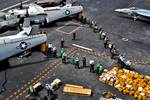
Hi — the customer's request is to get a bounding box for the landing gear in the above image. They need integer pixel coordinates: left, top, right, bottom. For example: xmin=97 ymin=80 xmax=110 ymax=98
xmin=40 ymin=19 xmax=47 ymax=27
xmin=133 ymin=16 xmax=137 ymax=21
xmin=19 ymin=51 xmax=32 ymax=58
xmin=40 ymin=22 xmax=44 ymax=27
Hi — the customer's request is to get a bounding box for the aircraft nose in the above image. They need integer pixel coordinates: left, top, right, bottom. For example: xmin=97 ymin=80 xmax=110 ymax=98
xmin=114 ymin=9 xmax=122 ymax=12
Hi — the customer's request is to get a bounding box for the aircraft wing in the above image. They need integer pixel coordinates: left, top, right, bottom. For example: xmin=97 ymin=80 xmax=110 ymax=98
xmin=22 ymin=18 xmax=32 ymax=35
xmin=22 ymin=26 xmax=32 ymax=35
xmin=136 ymin=10 xmax=150 ymax=18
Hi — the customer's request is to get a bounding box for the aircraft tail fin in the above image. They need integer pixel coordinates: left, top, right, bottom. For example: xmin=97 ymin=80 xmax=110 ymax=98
xmin=18 ymin=18 xmax=32 ymax=35
xmin=17 ymin=26 xmax=32 ymax=36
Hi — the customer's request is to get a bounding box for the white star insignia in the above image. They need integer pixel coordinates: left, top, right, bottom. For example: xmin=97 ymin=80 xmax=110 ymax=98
xmin=20 ymin=42 xmax=27 ymax=49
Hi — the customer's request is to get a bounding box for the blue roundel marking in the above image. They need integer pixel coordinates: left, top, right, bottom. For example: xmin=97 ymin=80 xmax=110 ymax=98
xmin=20 ymin=42 xmax=28 ymax=50
xmin=65 ymin=10 xmax=70 ymax=15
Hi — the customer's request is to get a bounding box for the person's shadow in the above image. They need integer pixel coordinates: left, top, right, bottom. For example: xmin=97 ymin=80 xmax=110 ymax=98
xmin=49 ymin=94 xmax=58 ymax=100
xmin=0 ymin=69 xmax=8 ymax=94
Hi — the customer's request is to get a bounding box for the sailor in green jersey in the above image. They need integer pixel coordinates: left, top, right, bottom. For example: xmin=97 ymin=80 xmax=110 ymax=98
xmin=101 ymin=31 xmax=107 ymax=40
xmin=91 ymin=21 xmax=98 ymax=30
xmin=104 ymin=38 xmax=110 ymax=49
xmin=62 ymin=52 xmax=67 ymax=64
xmin=96 ymin=62 xmax=101 ymax=75
xmin=27 ymin=85 xmax=34 ymax=94
xmin=60 ymin=48 xmax=65 ymax=57
xmin=98 ymin=65 xmax=104 ymax=76
xmin=74 ymin=56 xmax=80 ymax=69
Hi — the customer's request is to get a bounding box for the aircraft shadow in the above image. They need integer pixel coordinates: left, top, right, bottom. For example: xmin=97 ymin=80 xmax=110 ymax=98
xmin=0 ymin=26 xmax=18 ymax=34
xmin=118 ymin=16 xmax=150 ymax=24
xmin=0 ymin=58 xmax=50 ymax=72
xmin=43 ymin=17 xmax=78 ymax=28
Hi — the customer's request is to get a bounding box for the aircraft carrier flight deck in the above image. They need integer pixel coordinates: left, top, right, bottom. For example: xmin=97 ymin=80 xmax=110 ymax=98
xmin=0 ymin=0 xmax=150 ymax=100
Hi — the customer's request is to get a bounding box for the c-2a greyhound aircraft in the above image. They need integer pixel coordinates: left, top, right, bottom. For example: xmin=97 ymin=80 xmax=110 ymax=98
xmin=0 ymin=24 xmax=47 ymax=63
xmin=6 ymin=3 xmax=83 ymax=26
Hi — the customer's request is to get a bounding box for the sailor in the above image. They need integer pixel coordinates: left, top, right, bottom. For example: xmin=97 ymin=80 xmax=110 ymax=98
xmin=104 ymin=38 xmax=110 ymax=49
xmin=125 ymin=60 xmax=132 ymax=69
xmin=110 ymin=48 xmax=119 ymax=59
xmin=94 ymin=26 xmax=102 ymax=33
xmin=72 ymin=32 xmax=76 ymax=40
xmin=117 ymin=54 xmax=125 ymax=68
xmin=74 ymin=56 xmax=80 ymax=69
xmin=80 ymin=15 xmax=84 ymax=22
xmin=99 ymin=27 xmax=102 ymax=32
xmin=71 ymin=55 xmax=75 ymax=64
xmin=48 ymin=43 xmax=53 ymax=54
xmin=109 ymin=44 xmax=114 ymax=52
xmin=104 ymin=36 xmax=108 ymax=41
xmin=82 ymin=57 xmax=86 ymax=67
xmin=95 ymin=62 xmax=101 ymax=75
xmin=62 ymin=52 xmax=67 ymax=64
xmin=100 ymin=31 xmax=107 ymax=40
xmin=52 ymin=47 xmax=57 ymax=57
xmin=60 ymin=48 xmax=65 ymax=58
xmin=27 ymin=85 xmax=33 ymax=94
xmin=107 ymin=41 xmax=113 ymax=51
xmin=98 ymin=30 xmax=103 ymax=40
xmin=61 ymin=38 xmax=64 ymax=48
xmin=98 ymin=65 xmax=104 ymax=76
xmin=97 ymin=27 xmax=102 ymax=33
xmin=27 ymin=85 xmax=36 ymax=96
xmin=89 ymin=60 xmax=95 ymax=72
xmin=91 ymin=21 xmax=97 ymax=30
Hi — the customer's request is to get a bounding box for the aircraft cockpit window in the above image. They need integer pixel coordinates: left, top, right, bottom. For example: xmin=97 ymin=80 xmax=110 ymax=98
xmin=11 ymin=13 xmax=14 ymax=15
xmin=24 ymin=32 xmax=28 ymax=36
xmin=130 ymin=7 xmax=137 ymax=10
xmin=3 ymin=16 xmax=6 ymax=20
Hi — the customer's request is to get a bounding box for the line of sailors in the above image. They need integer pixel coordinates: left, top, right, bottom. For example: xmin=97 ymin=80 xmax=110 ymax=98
xmin=47 ymin=15 xmax=132 ymax=70
xmin=90 ymin=20 xmax=132 ymax=69
xmin=60 ymin=48 xmax=104 ymax=76
xmin=79 ymin=16 xmax=132 ymax=69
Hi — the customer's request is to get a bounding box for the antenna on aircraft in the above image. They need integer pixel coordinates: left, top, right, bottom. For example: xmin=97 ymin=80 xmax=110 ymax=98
xmin=25 ymin=9 xmax=29 ymax=17
xmin=20 ymin=0 xmax=23 ymax=9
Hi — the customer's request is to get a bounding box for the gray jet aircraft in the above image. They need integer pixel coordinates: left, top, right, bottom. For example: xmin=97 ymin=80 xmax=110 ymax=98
xmin=115 ymin=7 xmax=150 ymax=21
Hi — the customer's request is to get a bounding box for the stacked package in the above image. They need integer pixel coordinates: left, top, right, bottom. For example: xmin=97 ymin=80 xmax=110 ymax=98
xmin=99 ymin=67 xmax=150 ymax=100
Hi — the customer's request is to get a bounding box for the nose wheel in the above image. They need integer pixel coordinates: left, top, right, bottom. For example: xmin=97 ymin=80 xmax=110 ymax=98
xmin=133 ymin=16 xmax=137 ymax=21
